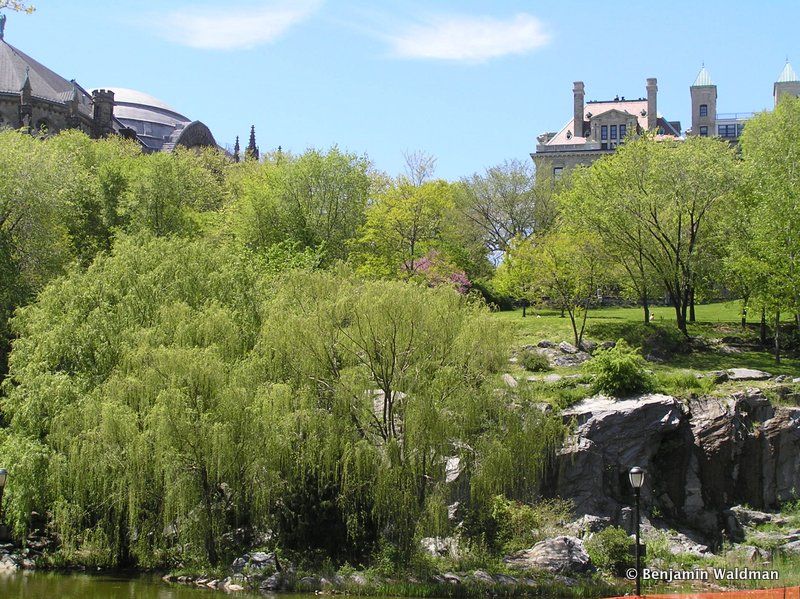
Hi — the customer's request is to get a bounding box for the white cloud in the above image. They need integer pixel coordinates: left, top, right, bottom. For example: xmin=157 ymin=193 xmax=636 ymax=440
xmin=387 ymin=13 xmax=551 ymax=62
xmin=157 ymin=1 xmax=321 ymax=50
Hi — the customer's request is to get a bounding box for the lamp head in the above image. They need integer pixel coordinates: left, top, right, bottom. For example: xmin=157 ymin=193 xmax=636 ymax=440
xmin=629 ymin=466 xmax=645 ymax=489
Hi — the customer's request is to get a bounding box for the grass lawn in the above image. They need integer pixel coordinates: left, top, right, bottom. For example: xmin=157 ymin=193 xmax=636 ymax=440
xmin=492 ymin=300 xmax=800 ymax=376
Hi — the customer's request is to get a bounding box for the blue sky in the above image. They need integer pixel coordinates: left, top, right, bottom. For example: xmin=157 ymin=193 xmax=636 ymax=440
xmin=4 ymin=1 xmax=799 ymax=179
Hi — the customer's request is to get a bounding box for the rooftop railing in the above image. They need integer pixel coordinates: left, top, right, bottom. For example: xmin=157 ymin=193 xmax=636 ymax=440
xmin=716 ymin=112 xmax=755 ymax=121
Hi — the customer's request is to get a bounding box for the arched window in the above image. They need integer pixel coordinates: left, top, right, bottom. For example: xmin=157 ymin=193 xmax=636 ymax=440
xmin=699 ymin=104 xmax=708 ymax=117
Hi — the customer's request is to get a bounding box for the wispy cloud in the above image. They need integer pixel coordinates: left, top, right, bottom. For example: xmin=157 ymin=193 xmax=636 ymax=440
xmin=155 ymin=1 xmax=322 ymax=50
xmin=386 ymin=13 xmax=551 ymax=63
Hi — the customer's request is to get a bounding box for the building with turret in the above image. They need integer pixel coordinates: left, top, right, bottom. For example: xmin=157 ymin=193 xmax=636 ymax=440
xmin=533 ymin=61 xmax=800 ymax=177
xmin=0 ymin=15 xmax=218 ymax=152
xmin=687 ymin=61 xmax=800 ymax=141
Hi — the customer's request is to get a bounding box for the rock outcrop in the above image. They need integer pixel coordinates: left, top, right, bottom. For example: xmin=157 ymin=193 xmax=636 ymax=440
xmin=551 ymin=388 xmax=800 ymax=542
xmin=504 ymin=536 xmax=594 ymax=575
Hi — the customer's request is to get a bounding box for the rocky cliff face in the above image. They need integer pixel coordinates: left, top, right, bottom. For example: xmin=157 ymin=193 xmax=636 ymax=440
xmin=550 ymin=389 xmax=800 ymax=542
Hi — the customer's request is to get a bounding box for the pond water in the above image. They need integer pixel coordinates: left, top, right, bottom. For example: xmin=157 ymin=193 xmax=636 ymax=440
xmin=0 ymin=571 xmax=291 ymax=598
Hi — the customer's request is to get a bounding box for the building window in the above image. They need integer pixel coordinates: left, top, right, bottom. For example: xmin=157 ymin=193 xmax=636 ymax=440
xmin=619 ymin=124 xmax=627 ymax=139
xmin=717 ymin=124 xmax=742 ymax=138
xmin=610 ymin=125 xmax=617 ymax=139
xmin=699 ymin=126 xmax=708 ymax=137
xmin=699 ymin=104 xmax=708 ymax=117
xmin=553 ymin=167 xmax=563 ymax=179
xmin=601 ymin=125 xmax=608 ymax=140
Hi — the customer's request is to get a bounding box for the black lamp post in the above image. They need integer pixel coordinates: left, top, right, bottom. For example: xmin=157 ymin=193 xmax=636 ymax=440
xmin=629 ymin=466 xmax=645 ymax=596
xmin=0 ymin=468 xmax=7 ymax=526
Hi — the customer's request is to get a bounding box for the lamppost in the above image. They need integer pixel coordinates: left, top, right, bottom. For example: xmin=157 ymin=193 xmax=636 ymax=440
xmin=629 ymin=466 xmax=645 ymax=596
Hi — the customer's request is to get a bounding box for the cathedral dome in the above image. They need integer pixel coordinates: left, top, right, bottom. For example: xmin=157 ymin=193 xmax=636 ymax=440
xmin=92 ymin=86 xmax=193 ymax=151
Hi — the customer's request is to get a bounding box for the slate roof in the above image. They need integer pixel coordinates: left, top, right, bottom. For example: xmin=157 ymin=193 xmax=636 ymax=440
xmin=0 ymin=37 xmax=92 ymax=116
xmin=543 ymin=99 xmax=649 ymax=146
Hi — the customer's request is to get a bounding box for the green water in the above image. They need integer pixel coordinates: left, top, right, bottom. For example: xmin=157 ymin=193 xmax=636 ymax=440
xmin=0 ymin=571 xmax=284 ymax=598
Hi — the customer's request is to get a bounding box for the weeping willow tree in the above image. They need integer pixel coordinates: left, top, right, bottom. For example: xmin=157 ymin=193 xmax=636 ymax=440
xmin=1 ymin=235 xmax=563 ymax=568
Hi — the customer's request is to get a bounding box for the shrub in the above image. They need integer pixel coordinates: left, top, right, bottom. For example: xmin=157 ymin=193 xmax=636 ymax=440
xmin=585 ymin=526 xmax=632 ymax=575
xmin=586 ymin=340 xmax=654 ymax=396
xmin=588 ymin=322 xmax=689 ymax=359
xmin=461 ymin=496 xmax=573 ymax=555
xmin=655 ymin=371 xmax=715 ymax=397
xmin=519 ymin=349 xmax=552 ymax=372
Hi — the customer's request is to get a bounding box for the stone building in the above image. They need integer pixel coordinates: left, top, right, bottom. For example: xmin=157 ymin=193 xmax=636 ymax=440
xmin=533 ymin=61 xmax=800 ymax=177
xmin=687 ymin=61 xmax=800 ymax=141
xmin=532 ymin=77 xmax=681 ymax=177
xmin=0 ymin=16 xmax=217 ymax=151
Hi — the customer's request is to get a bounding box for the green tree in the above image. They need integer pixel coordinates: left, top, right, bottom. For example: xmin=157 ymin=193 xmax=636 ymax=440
xmin=228 ymin=147 xmax=372 ymax=263
xmin=736 ymin=95 xmax=800 ymax=361
xmin=496 ymin=228 xmax=610 ymax=348
xmin=457 ymin=159 xmax=556 ymax=256
xmin=1 ymin=236 xmax=562 ymax=568
xmin=353 ymin=179 xmax=457 ymax=278
xmin=560 ymin=134 xmax=737 ymax=334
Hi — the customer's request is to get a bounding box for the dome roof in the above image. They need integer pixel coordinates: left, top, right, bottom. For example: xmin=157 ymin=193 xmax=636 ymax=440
xmin=102 ymin=87 xmax=181 ymax=113
xmin=92 ymin=86 xmax=191 ymax=127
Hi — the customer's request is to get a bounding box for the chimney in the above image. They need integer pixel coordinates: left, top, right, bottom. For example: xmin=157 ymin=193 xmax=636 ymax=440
xmin=646 ymin=78 xmax=658 ymax=130
xmin=573 ymin=81 xmax=585 ymax=138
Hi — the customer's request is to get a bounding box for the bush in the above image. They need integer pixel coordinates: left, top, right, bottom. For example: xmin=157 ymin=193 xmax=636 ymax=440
xmin=585 ymin=526 xmax=632 ymax=575
xmin=586 ymin=340 xmax=654 ymax=396
xmin=654 ymin=371 xmax=715 ymax=397
xmin=519 ymin=349 xmax=552 ymax=372
xmin=588 ymin=322 xmax=689 ymax=360
xmin=461 ymin=496 xmax=573 ymax=555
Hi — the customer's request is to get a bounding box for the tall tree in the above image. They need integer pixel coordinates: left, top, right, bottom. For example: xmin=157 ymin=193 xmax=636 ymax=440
xmin=495 ymin=228 xmax=610 ymax=348
xmin=735 ymin=95 xmax=800 ymax=361
xmin=352 ymin=179 xmax=456 ymax=278
xmin=457 ymin=159 xmax=556 ymax=258
xmin=229 ymin=147 xmax=372 ymax=263
xmin=560 ymin=134 xmax=737 ymax=334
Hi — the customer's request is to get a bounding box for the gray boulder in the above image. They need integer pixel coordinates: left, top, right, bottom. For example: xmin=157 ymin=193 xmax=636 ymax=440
xmin=470 ymin=570 xmax=495 ymax=585
xmin=728 ymin=505 xmax=787 ymax=527
xmin=260 ymin=573 xmax=283 ymax=591
xmin=553 ymin=351 xmax=591 ymax=367
xmin=565 ymin=514 xmax=612 ymax=538
xmin=503 ymin=536 xmax=594 ymax=575
xmin=727 ymin=368 xmax=771 ymax=381
xmin=419 ymin=536 xmax=460 ymax=558
xmin=559 ymin=341 xmax=579 ymax=354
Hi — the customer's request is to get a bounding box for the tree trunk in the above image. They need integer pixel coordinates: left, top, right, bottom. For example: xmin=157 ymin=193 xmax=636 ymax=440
xmin=689 ymin=287 xmax=696 ymax=322
xmin=760 ymin=308 xmax=767 ymax=345
xmin=568 ymin=309 xmax=579 ymax=348
xmin=774 ymin=311 xmax=781 ymax=364
xmin=200 ymin=466 xmax=219 ymax=566
xmin=741 ymin=294 xmax=750 ymax=330
xmin=642 ymin=290 xmax=650 ymax=324
xmin=522 ymin=301 xmax=527 ymax=318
